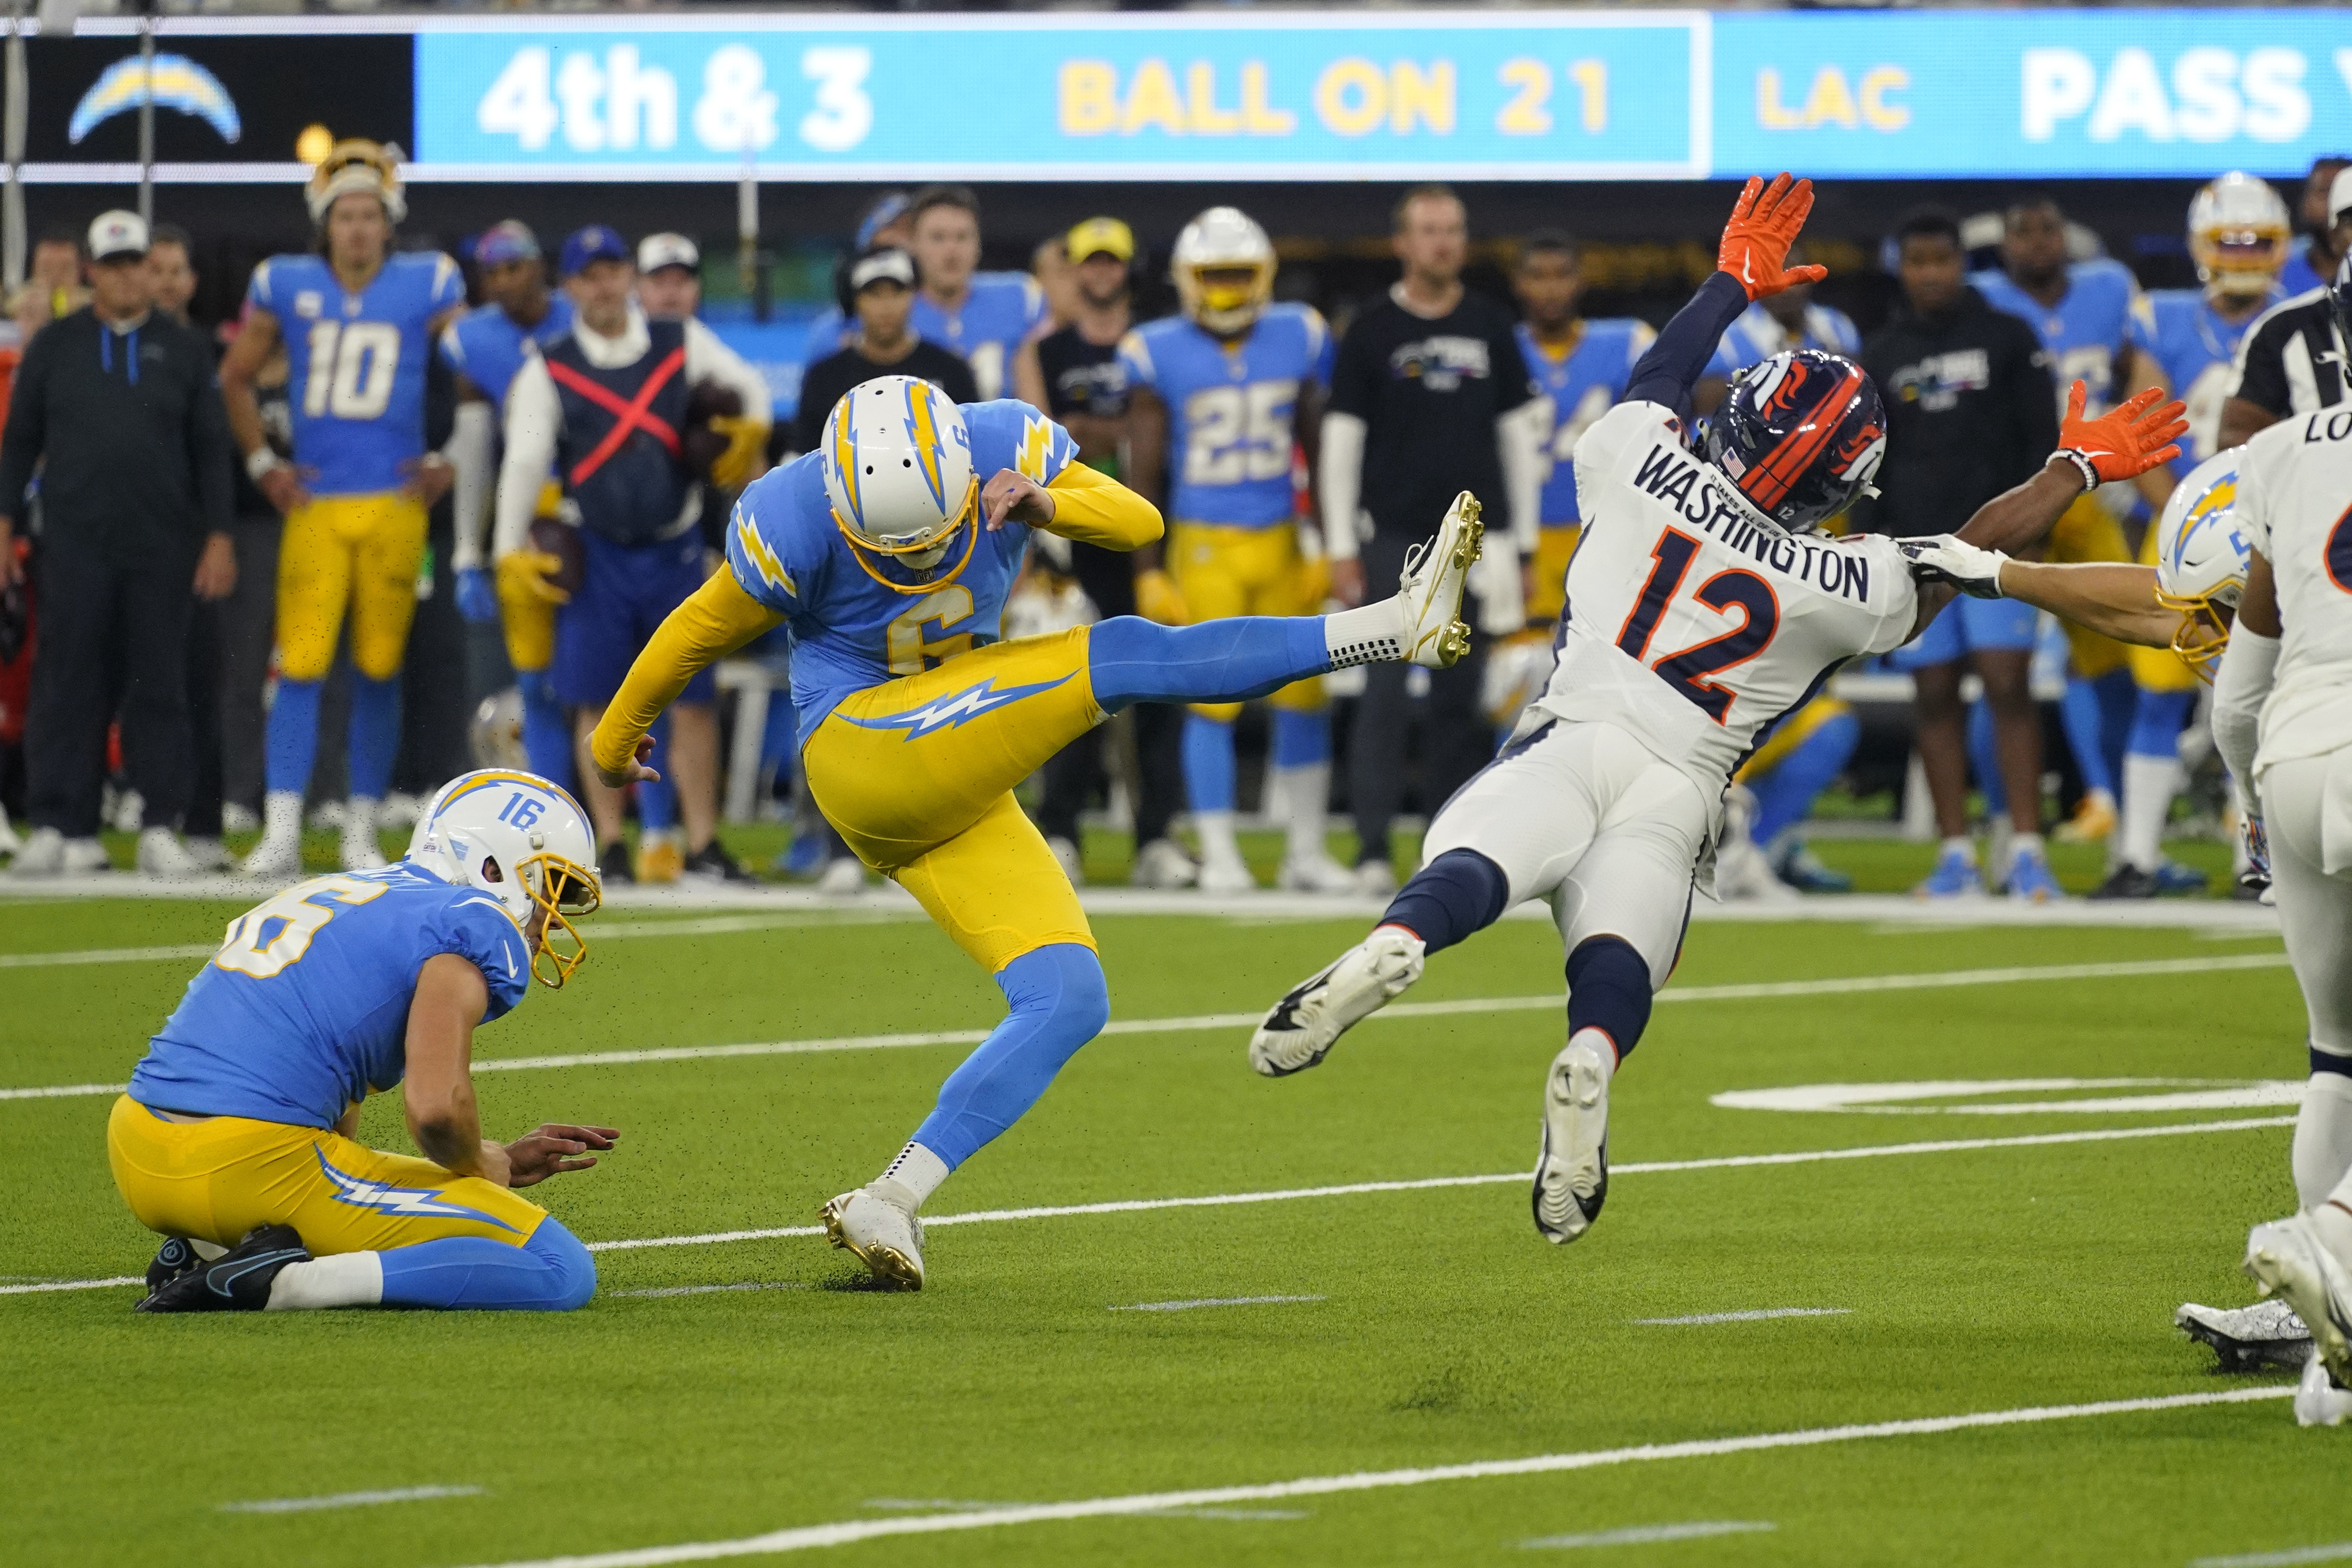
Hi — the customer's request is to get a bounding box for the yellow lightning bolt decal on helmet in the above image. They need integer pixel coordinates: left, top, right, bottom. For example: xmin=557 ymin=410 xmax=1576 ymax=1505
xmin=905 ymin=380 xmax=948 ymax=510
xmin=830 ymin=398 xmax=864 ymax=531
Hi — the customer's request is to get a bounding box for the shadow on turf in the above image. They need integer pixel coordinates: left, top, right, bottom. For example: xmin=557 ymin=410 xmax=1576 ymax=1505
xmin=818 ymin=1263 xmax=906 ymax=1293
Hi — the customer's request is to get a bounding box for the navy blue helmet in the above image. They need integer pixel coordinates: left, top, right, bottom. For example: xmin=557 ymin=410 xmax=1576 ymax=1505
xmin=1703 ymin=348 xmax=1888 ymax=532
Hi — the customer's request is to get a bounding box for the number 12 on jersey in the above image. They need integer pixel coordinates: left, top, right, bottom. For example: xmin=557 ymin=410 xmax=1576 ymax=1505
xmin=1614 ymin=527 xmax=1781 ymax=722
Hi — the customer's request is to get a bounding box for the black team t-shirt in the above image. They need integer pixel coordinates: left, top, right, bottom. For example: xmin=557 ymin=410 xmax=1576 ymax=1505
xmin=1327 ymin=290 xmax=1537 ymax=538
xmin=795 ymin=339 xmax=980 ymax=453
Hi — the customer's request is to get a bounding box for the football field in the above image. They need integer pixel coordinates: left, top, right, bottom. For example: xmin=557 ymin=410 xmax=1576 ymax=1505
xmin=4 ymin=887 xmax=2341 ymax=1566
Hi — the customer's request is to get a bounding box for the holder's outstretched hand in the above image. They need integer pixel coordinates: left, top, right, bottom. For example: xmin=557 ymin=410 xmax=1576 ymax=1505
xmin=1718 ymin=174 xmax=1828 ymax=302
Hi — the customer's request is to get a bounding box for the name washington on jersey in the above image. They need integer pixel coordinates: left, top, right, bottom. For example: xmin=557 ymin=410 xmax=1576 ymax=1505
xmin=1625 ymin=440 xmax=1874 ymax=604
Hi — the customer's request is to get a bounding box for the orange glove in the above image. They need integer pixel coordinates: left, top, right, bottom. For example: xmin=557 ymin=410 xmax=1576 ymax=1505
xmin=2054 ymin=382 xmax=2188 ymax=488
xmin=1717 ymin=173 xmax=1829 ymax=302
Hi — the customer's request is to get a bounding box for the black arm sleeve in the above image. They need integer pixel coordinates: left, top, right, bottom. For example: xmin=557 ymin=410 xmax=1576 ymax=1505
xmin=0 ymin=327 xmax=50 ymax=522
xmin=1624 ymin=271 xmax=1751 ymax=423
xmin=190 ymin=350 xmax=236 ymax=538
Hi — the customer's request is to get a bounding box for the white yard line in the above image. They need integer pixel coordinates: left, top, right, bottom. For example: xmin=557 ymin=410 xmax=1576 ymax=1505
xmin=1523 ymin=1520 xmax=1775 ymax=1549
xmin=0 ymin=952 xmax=2294 ymax=1105
xmin=2191 ymin=1546 xmax=2352 ymax=1568
xmin=1632 ymin=1308 xmax=1851 ymax=1326
xmin=1110 ymin=1295 xmax=1325 ymax=1313
xmin=219 ymin=1485 xmax=484 ymax=1514
xmin=437 ymin=1388 xmax=2292 ymax=1568
xmin=862 ymin=1497 xmax=1305 ymax=1522
xmin=608 ymin=1282 xmax=811 ymax=1300
xmin=9 ymin=1114 xmax=2294 ymax=1296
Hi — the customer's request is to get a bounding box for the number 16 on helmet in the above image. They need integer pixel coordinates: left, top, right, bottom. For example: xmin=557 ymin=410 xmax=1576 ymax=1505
xmin=406 ymin=769 xmax=602 ymax=987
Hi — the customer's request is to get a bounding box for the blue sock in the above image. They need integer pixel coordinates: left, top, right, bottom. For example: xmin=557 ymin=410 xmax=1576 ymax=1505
xmin=376 ymin=1217 xmax=595 ymax=1311
xmin=1747 ymin=711 xmax=1859 ymax=845
xmin=515 ymin=669 xmax=575 ymax=793
xmin=1380 ymin=847 xmax=1509 ymax=956
xmin=347 ymin=674 xmax=403 ymax=801
xmin=1567 ymin=934 xmax=1654 ymax=1063
xmin=912 ymin=944 xmax=1110 ymax=1169
xmin=2060 ymin=675 xmax=2118 ymax=798
xmin=2093 ymin=667 xmax=2134 ymax=788
xmin=1966 ymin=697 xmax=2005 ymax=818
xmin=2127 ymin=685 xmax=2194 ymax=760
xmin=1271 ymin=707 xmax=1331 ymax=767
xmin=638 ymin=713 xmax=677 ymax=832
xmin=265 ymin=677 xmax=323 ymax=796
xmin=1181 ymin=714 xmax=1236 ymax=814
xmin=1089 ymin=615 xmax=1329 ymax=713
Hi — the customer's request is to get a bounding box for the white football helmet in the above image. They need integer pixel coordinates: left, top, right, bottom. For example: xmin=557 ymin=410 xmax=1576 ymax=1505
xmin=305 ymin=138 xmax=407 ymax=225
xmin=1172 ymin=207 xmax=1276 ymax=336
xmin=2153 ymin=449 xmax=2248 ymax=680
xmin=2188 ymin=173 xmax=2290 ymax=299
xmin=820 ymin=375 xmax=977 ymax=570
xmin=406 ymin=769 xmax=601 ymax=988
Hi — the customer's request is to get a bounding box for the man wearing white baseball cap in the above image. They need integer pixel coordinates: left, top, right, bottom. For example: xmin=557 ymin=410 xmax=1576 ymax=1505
xmin=0 ymin=209 xmax=238 ymax=879
xmin=636 ymin=233 xmax=700 ymax=321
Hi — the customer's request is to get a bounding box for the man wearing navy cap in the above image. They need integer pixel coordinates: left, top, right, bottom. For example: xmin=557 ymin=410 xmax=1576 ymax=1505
xmin=495 ymin=226 xmax=771 ymax=884
xmin=440 ymin=220 xmax=578 ymax=792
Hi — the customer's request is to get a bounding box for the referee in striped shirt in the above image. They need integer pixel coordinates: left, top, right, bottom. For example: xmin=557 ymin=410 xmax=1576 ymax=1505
xmin=2222 ymin=167 xmax=2352 ymax=450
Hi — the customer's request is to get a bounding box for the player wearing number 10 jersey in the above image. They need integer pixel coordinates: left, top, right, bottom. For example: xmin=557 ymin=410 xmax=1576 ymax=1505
xmin=1249 ymin=175 xmax=2187 ymax=1251
xmin=222 ymin=141 xmax=467 ymax=881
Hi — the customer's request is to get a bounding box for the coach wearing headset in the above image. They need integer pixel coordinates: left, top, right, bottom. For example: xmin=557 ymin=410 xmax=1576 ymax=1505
xmin=794 ymin=245 xmax=979 ymax=455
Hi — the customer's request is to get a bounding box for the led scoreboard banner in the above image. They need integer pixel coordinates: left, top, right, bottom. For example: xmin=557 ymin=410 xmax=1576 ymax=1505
xmin=14 ymin=9 xmax=2352 ymax=184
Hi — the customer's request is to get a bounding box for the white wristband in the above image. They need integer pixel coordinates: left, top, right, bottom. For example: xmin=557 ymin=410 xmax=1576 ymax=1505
xmin=245 ymin=447 xmax=287 ymax=485
xmin=2051 ymin=449 xmax=2101 ymax=492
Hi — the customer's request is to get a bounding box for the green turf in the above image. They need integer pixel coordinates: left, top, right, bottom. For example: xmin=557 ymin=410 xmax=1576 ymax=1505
xmin=2 ymin=897 xmax=2334 ymax=1566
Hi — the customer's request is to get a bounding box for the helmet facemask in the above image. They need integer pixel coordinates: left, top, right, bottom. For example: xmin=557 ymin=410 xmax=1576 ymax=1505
xmin=1180 ymin=261 xmax=1275 ymax=336
xmin=513 ymin=849 xmax=601 ymax=989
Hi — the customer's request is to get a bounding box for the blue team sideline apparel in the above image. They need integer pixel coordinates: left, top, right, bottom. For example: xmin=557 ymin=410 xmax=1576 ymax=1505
xmin=1971 ymin=258 xmax=2139 ymax=413
xmin=725 ymin=399 xmax=1079 ymax=745
xmin=130 ymin=864 xmax=531 ymax=1129
xmin=1116 ymin=302 xmax=1332 ymax=526
xmin=1518 ymin=318 xmax=1652 ymax=526
xmin=1705 ymin=300 xmax=1861 ymax=380
xmin=557 ymin=530 xmax=717 ymax=709
xmin=2128 ymin=284 xmax=2287 ymax=469
xmin=247 ymin=251 xmax=465 ymax=496
xmin=438 ymin=294 xmax=576 ymax=410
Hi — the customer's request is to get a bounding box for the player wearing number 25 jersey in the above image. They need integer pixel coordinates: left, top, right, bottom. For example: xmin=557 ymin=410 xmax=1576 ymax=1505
xmin=110 ymin=769 xmax=612 ymax=1314
xmin=1250 ymin=174 xmax=2187 ymax=1255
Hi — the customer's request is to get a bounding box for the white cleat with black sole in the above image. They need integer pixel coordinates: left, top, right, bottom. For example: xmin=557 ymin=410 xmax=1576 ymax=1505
xmin=1398 ymin=492 xmax=1483 ymax=669
xmin=2176 ymin=1296 xmax=2313 ymax=1372
xmin=1533 ymin=1038 xmax=1612 ymax=1244
xmin=2244 ymin=1214 xmax=2352 ymax=1389
xmin=1249 ymin=928 xmax=1425 ymax=1077
xmin=821 ymin=1187 xmax=925 ymax=1291
xmin=2299 ymin=1350 xmax=2352 ymax=1427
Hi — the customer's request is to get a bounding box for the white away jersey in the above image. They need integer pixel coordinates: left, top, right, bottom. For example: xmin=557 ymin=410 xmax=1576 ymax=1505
xmin=1531 ymin=402 xmax=1918 ymax=799
xmin=2236 ymin=407 xmax=2352 ymax=778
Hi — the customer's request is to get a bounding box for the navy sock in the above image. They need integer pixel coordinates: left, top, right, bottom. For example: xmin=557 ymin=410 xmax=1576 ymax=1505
xmin=1089 ymin=616 xmax=1329 ymax=713
xmin=913 ymin=944 xmax=1111 ymax=1168
xmin=377 ymin=1218 xmax=596 ymax=1311
xmin=1379 ymin=849 xmax=1509 ymax=956
xmin=1566 ymin=935 xmax=1654 ymax=1064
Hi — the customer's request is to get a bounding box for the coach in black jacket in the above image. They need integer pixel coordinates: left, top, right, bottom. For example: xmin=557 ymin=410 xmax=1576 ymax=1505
xmin=0 ymin=211 xmax=234 ymax=875
xmin=1855 ymin=207 xmax=2058 ymax=891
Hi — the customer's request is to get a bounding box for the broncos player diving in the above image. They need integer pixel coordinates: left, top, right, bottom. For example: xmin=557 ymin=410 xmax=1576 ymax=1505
xmin=115 ymin=770 xmax=614 ymax=1314
xmin=588 ymin=375 xmax=1483 ymax=1289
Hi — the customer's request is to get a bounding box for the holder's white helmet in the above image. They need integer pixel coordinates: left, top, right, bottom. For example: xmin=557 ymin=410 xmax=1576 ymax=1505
xmin=2187 ymin=173 xmax=2290 ymax=298
xmin=305 ymin=138 xmax=407 ymax=225
xmin=1172 ymin=207 xmax=1276 ymax=336
xmin=820 ymin=375 xmax=977 ymax=565
xmin=406 ymin=769 xmax=601 ymax=988
xmin=2152 ymin=449 xmax=2249 ymax=680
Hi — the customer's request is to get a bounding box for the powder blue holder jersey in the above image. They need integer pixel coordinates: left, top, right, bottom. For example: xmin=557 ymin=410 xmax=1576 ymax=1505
xmin=1117 ymin=303 xmax=1332 ymax=527
xmin=129 ymin=864 xmax=532 ymax=1130
xmin=248 ymin=251 xmax=465 ymax=496
xmin=1971 ymin=258 xmax=2139 ymax=415
xmin=726 ymin=398 xmax=1079 ymax=745
xmin=439 ymin=294 xmax=577 ymax=410
xmin=1520 ymin=318 xmax=1653 ymax=526
xmin=804 ymin=273 xmax=1045 ymax=404
xmin=2129 ymin=285 xmax=2287 ymax=471
xmin=1705 ymin=300 xmax=1861 ymax=378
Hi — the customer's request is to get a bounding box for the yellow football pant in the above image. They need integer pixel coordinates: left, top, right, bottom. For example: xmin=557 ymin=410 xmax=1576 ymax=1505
xmin=1737 ymin=695 xmax=1851 ymax=784
xmin=277 ymin=492 xmax=428 ymax=682
xmin=1528 ymin=521 xmax=1580 ymax=625
xmin=2044 ymin=493 xmax=2132 ymax=682
xmin=1167 ymin=522 xmax=1324 ymax=723
xmin=107 ymin=1096 xmax=546 ymax=1254
xmin=805 ymin=629 xmax=1102 ymax=973
xmin=498 ymin=565 xmax=558 ymax=674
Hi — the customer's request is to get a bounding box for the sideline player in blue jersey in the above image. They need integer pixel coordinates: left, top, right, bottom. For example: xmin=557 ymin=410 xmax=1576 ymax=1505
xmin=1695 ymin=240 xmax=1859 ymax=412
xmin=2279 ymin=158 xmax=2351 ymax=298
xmin=440 ymin=220 xmax=578 ymax=796
xmin=113 ymin=770 xmax=612 ymax=1313
xmin=221 ymin=142 xmax=467 ymax=879
xmin=1121 ymin=206 xmax=1346 ymax=895
xmin=587 ymin=375 xmax=1483 ymax=1288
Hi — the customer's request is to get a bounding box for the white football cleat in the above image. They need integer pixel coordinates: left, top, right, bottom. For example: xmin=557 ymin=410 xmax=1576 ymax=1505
xmin=1250 ymin=927 xmax=1425 ymax=1077
xmin=2177 ymin=1296 xmax=2313 ymax=1372
xmin=1277 ymin=851 xmax=1358 ymax=895
xmin=1133 ymin=837 xmax=1198 ymax=890
xmin=2245 ymin=1214 xmax=2352 ymax=1389
xmin=2298 ymin=1350 xmax=2352 ymax=1427
xmin=1533 ymin=1038 xmax=1613 ymax=1244
xmin=1397 ymin=492 xmax=1483 ymax=669
xmin=1197 ymin=854 xmax=1257 ymax=897
xmin=1352 ymin=860 xmax=1399 ymax=899
xmin=7 ymin=825 xmax=64 ymax=876
xmin=815 ymin=856 xmax=867 ymax=895
xmin=340 ymin=805 xmax=386 ymax=872
xmin=238 ymin=831 xmax=304 ymax=882
xmin=821 ymin=1187 xmax=925 ymax=1290
xmin=1047 ymin=835 xmax=1084 ymax=885
xmin=136 ymin=827 xmax=206 ymax=880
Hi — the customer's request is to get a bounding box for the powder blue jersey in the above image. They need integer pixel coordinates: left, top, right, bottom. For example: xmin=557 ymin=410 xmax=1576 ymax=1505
xmin=1705 ymin=300 xmax=1860 ymax=381
xmin=248 ymin=251 xmax=465 ymax=496
xmin=2281 ymin=237 xmax=2329 ymax=299
xmin=1520 ymin=318 xmax=1653 ymax=527
xmin=1972 ymin=258 xmax=2141 ymax=416
xmin=1116 ymin=303 xmax=1331 ymax=528
xmin=438 ymin=294 xmax=576 ymax=410
xmin=129 ymin=864 xmax=532 ymax=1130
xmin=726 ymin=399 xmax=1079 ymax=743
xmin=2128 ymin=285 xmax=2287 ymax=470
